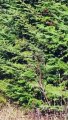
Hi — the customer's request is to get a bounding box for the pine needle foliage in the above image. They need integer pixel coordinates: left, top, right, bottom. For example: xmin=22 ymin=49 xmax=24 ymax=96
xmin=0 ymin=0 xmax=68 ymax=110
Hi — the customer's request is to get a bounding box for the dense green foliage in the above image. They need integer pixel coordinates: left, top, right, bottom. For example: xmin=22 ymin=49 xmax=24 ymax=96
xmin=0 ymin=0 xmax=68 ymax=110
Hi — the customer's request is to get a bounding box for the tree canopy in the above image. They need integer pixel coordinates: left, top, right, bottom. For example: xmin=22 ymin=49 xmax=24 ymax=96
xmin=0 ymin=0 xmax=68 ymax=111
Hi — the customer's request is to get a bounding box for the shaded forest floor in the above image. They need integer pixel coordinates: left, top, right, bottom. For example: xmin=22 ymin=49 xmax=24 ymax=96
xmin=0 ymin=103 xmax=67 ymax=120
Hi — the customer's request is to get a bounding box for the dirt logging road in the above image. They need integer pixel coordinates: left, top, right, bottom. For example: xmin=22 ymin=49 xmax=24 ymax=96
xmin=0 ymin=103 xmax=68 ymax=120
xmin=0 ymin=103 xmax=28 ymax=120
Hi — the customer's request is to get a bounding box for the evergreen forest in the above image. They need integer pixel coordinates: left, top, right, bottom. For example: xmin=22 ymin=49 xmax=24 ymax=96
xmin=0 ymin=0 xmax=68 ymax=114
